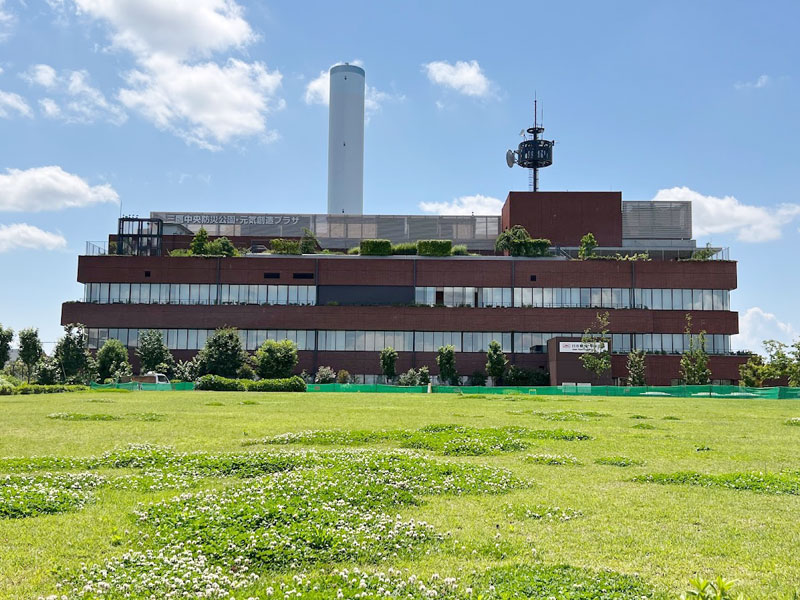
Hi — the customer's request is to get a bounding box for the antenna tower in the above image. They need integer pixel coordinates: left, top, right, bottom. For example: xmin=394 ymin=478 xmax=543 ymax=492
xmin=505 ymin=97 xmax=554 ymax=191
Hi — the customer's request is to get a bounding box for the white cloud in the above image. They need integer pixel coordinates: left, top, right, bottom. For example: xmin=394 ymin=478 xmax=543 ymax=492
xmin=23 ymin=64 xmax=58 ymax=88
xmin=419 ymin=194 xmax=503 ymax=216
xmin=651 ymin=186 xmax=800 ymax=242
xmin=0 ymin=0 xmax=14 ymax=41
xmin=66 ymin=0 xmax=282 ymax=148
xmin=23 ymin=65 xmax=126 ymax=124
xmin=0 ymin=166 xmax=119 ymax=212
xmin=73 ymin=0 xmax=254 ymax=59
xmin=735 ymin=74 xmax=770 ymax=90
xmin=0 ymin=223 xmax=67 ymax=253
xmin=304 ymin=61 xmax=397 ymax=118
xmin=39 ymin=98 xmax=61 ymax=117
xmin=119 ymin=55 xmax=282 ymax=149
xmin=0 ymin=90 xmax=32 ymax=118
xmin=733 ymin=307 xmax=798 ymax=354
xmin=423 ymin=60 xmax=492 ymax=98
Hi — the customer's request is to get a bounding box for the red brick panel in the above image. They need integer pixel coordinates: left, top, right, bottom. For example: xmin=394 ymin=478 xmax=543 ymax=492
xmin=316 ymin=258 xmax=415 ymax=286
xmin=415 ymin=259 xmax=513 ymax=287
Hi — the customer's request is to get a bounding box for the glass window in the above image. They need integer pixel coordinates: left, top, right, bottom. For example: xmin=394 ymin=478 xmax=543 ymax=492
xmin=533 ymin=288 xmax=544 ymax=307
xmin=652 ymin=289 xmax=662 ymax=310
xmin=308 ymin=286 xmax=317 ymax=306
xmin=177 ymin=329 xmax=188 ymax=350
xmin=462 ymin=332 xmax=473 ymax=352
xmin=611 ymin=288 xmax=621 ymax=309
xmin=502 ymin=333 xmax=512 ymax=352
xmin=335 ymin=330 xmax=345 ymax=351
xmin=703 ymin=289 xmax=713 ymax=311
xmin=267 ymin=285 xmax=277 ymax=305
xmin=443 ymin=287 xmax=454 ymax=307
xmin=288 ymin=286 xmax=298 ymax=305
xmin=662 ymin=289 xmax=673 ymax=310
xmin=601 ymin=288 xmax=612 ymax=308
xmin=374 ymin=331 xmax=384 ymax=350
xmin=365 ymin=330 xmax=375 ymax=352
xmin=355 ymin=330 xmax=365 ymax=351
xmin=119 ymin=283 xmax=131 ymax=303
xmin=296 ymin=286 xmax=307 ymax=305
xmin=424 ymin=331 xmax=434 ymax=352
xmin=672 ymin=289 xmax=683 ymax=310
xmin=278 ymin=286 xmax=288 ymax=305
xmin=723 ymin=291 xmax=730 ymax=311
xmin=128 ymin=329 xmax=139 ymax=348
xmin=502 ymin=288 xmax=512 ymax=307
xmin=166 ymin=329 xmax=177 ymax=349
xmin=523 ymin=288 xmax=533 ymax=307
xmin=591 ymin=288 xmax=601 ymax=307
xmin=189 ymin=284 xmax=200 ymax=305
xmin=712 ymin=290 xmax=723 ymax=311
xmin=177 ymin=284 xmax=188 ymax=305
xmin=692 ymin=289 xmax=703 ymax=310
xmin=433 ymin=331 xmax=443 ymax=349
xmin=99 ymin=283 xmax=109 ymax=304
xmin=543 ymin=288 xmax=553 ymax=307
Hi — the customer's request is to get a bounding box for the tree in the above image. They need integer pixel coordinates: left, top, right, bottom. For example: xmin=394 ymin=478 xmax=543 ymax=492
xmin=53 ymin=323 xmax=96 ymax=384
xmin=299 ymin=227 xmax=320 ymax=254
xmin=36 ymin=355 xmax=61 ymax=385
xmin=0 ymin=324 xmax=13 ymax=369
xmin=436 ymin=345 xmax=458 ymax=385
xmin=96 ymin=338 xmax=132 ymax=381
xmin=190 ymin=226 xmax=210 ymax=255
xmin=578 ymin=232 xmax=598 ymax=260
xmin=206 ymin=237 xmax=237 ymax=257
xmin=626 ymin=350 xmax=647 ymax=386
xmin=380 ymin=347 xmax=398 ymax=382
xmin=136 ymin=329 xmax=175 ymax=376
xmin=738 ymin=354 xmax=766 ymax=388
xmin=18 ymin=328 xmax=43 ymax=383
xmin=680 ymin=314 xmax=711 ymax=385
xmin=255 ymin=339 xmax=298 ymax=379
xmin=195 ymin=328 xmax=247 ymax=378
xmin=579 ymin=311 xmax=611 ymax=378
xmin=494 ymin=225 xmax=550 ymax=257
xmin=485 ymin=340 xmax=508 ymax=384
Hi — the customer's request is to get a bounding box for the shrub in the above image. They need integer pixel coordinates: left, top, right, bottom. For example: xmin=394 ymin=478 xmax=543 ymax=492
xmin=336 ymin=369 xmax=351 ymax=384
xmin=578 ymin=232 xmax=598 ymax=260
xmin=417 ymin=365 xmax=431 ymax=385
xmin=270 ymin=238 xmax=301 ymax=255
xmin=495 ymin=225 xmax=551 ymax=257
xmin=360 ymin=239 xmax=392 ymax=256
xmin=96 ymin=339 xmax=132 ymax=382
xmin=450 ymin=244 xmax=469 ymax=256
xmin=346 ymin=246 xmax=360 ymax=255
xmin=391 ymin=242 xmax=417 ymax=255
xmin=14 ymin=384 xmax=89 ymax=394
xmin=194 ymin=328 xmax=248 ymax=378
xmin=195 ymin=375 xmax=246 ymax=392
xmin=0 ymin=381 xmax=13 ymax=395
xmin=417 ymin=239 xmax=452 ymax=256
xmin=470 ymin=371 xmax=488 ymax=386
xmin=397 ymin=368 xmax=419 ymax=386
xmin=380 ymin=347 xmax=398 ymax=381
xmin=236 ymin=363 xmax=256 ymax=380
xmin=299 ymin=228 xmax=320 ymax=254
xmin=244 ymin=376 xmax=306 ymax=392
xmin=205 ymin=237 xmax=238 ymax=257
xmin=505 ymin=365 xmax=550 ymax=386
xmin=136 ymin=330 xmax=176 ymax=376
xmin=36 ymin=355 xmax=61 ymax=385
xmin=314 ymin=366 xmax=336 ymax=384
xmin=486 ymin=340 xmax=508 ymax=382
xmin=254 ymin=339 xmax=298 ymax=379
xmin=436 ymin=345 xmax=458 ymax=385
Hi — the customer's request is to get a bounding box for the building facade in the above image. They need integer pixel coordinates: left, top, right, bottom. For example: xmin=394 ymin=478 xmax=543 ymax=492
xmin=64 ymin=191 xmax=746 ymax=385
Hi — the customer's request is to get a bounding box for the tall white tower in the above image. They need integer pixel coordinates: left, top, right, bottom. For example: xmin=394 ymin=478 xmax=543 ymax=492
xmin=327 ymin=63 xmax=365 ymax=215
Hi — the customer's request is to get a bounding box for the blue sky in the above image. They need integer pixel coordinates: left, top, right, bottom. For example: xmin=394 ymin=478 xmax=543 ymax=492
xmin=0 ymin=0 xmax=798 ymax=353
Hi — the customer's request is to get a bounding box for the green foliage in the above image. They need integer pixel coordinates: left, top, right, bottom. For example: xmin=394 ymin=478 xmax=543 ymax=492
xmin=254 ymin=339 xmax=298 ymax=379
xmin=739 ymin=354 xmax=766 ymax=387
xmin=524 ymin=453 xmax=581 ymax=466
xmin=752 ymin=339 xmax=800 ymax=386
xmin=0 ymin=473 xmax=105 ymax=519
xmin=595 ymin=456 xmax=645 ymax=467
xmin=470 ymin=370 xmax=488 ymax=386
xmin=396 ymin=368 xmax=420 ymax=386
xmin=359 ymin=238 xmax=392 ymax=255
xmin=13 ymin=384 xmax=89 ymax=395
xmin=680 ymin=314 xmax=711 ymax=385
xmin=236 ymin=362 xmax=255 ymax=380
xmin=579 ymin=311 xmax=611 ymax=378
xmin=681 ymin=576 xmax=741 ymax=600
xmin=379 ymin=346 xmax=398 ymax=381
xmin=485 ymin=339 xmax=508 ymax=381
xmin=243 ymin=376 xmax=306 ymax=392
xmin=417 ymin=239 xmax=453 ymax=256
xmin=189 ymin=226 xmax=209 ymax=255
xmin=18 ymin=328 xmax=43 ymax=383
xmin=0 ymin=324 xmax=12 ymax=369
xmin=588 ymin=252 xmax=651 ymax=261
xmin=96 ymin=338 xmax=132 ymax=382
xmin=36 ymin=355 xmax=61 ymax=384
xmin=391 ymin=242 xmax=417 ymax=255
xmin=627 ymin=349 xmax=647 ymax=386
xmin=299 ymin=227 xmax=320 ymax=254
xmin=336 ymin=369 xmax=350 ymax=384
xmin=47 ymin=412 xmax=121 ymax=421
xmin=195 ymin=374 xmax=245 ymax=391
xmin=194 ymin=328 xmax=248 ymax=378
xmin=417 ymin=365 xmax=430 ymax=385
xmin=436 ymin=344 xmax=458 ymax=385
xmin=270 ymin=238 xmax=301 ymax=254
xmin=494 ymin=225 xmax=551 ymax=257
xmin=53 ymin=323 xmax=96 ymax=384
xmin=450 ymin=244 xmax=469 ymax=255
xmin=346 ymin=246 xmax=360 ymax=255
xmin=314 ymin=365 xmax=336 ymax=383
xmin=205 ymin=236 xmax=237 ymax=256
xmin=135 ymin=329 xmax=175 ymax=376
xmin=578 ymin=232 xmax=598 ymax=260
xmin=682 ymin=246 xmax=719 ymax=261
xmin=505 ymin=365 xmax=550 ymax=386
xmin=175 ymin=357 xmax=201 ymax=382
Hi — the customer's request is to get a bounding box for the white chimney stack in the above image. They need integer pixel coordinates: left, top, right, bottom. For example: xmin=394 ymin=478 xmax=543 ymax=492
xmin=327 ymin=63 xmax=365 ymax=215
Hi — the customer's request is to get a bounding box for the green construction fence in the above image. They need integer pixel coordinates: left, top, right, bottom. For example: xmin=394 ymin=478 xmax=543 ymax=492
xmin=90 ymin=382 xmax=196 ymax=391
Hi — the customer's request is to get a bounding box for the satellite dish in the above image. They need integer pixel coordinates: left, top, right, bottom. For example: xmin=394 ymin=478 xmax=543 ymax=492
xmin=506 ymin=149 xmax=515 ymax=168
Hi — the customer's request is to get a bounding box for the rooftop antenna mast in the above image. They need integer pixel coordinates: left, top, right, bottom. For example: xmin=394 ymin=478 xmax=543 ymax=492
xmin=506 ymin=95 xmax=554 ymax=191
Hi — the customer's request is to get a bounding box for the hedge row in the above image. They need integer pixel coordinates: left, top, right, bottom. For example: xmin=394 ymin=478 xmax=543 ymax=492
xmin=417 ymin=239 xmax=452 ymax=256
xmin=0 ymin=383 xmax=90 ymax=395
xmin=196 ymin=374 xmax=306 ymax=392
xmin=358 ymin=239 xmax=464 ymax=257
xmin=359 ymin=239 xmax=392 ymax=256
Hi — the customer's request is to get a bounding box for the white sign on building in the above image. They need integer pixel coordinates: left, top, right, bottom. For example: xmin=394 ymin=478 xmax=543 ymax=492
xmin=559 ymin=341 xmax=609 ymax=353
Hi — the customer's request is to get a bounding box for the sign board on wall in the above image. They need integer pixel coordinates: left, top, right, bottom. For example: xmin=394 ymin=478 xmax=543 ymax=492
xmin=559 ymin=341 xmax=609 ymax=353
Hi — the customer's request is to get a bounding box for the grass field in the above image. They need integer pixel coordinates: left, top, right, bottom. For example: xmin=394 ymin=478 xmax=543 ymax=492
xmin=1 ymin=390 xmax=799 ymax=599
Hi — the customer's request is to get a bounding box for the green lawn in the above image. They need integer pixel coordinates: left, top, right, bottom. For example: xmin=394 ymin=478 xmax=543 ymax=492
xmin=1 ymin=390 xmax=799 ymax=598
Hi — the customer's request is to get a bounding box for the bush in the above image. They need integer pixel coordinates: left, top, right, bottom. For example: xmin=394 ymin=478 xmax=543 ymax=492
xmin=270 ymin=238 xmax=301 ymax=255
xmin=391 ymin=242 xmax=417 ymax=255
xmin=470 ymin=371 xmax=488 ymax=386
xmin=299 ymin=228 xmax=320 ymax=254
xmin=360 ymin=239 xmax=392 ymax=256
xmin=417 ymin=365 xmax=431 ymax=385
xmin=0 ymin=381 xmax=13 ymax=395
xmin=397 ymin=368 xmax=419 ymax=386
xmin=436 ymin=345 xmax=458 ymax=385
xmin=380 ymin=347 xmax=398 ymax=381
xmin=254 ymin=339 xmax=298 ymax=379
xmin=14 ymin=384 xmax=89 ymax=394
xmin=346 ymin=247 xmax=360 ymax=255
xmin=495 ymin=225 xmax=551 ymax=257
xmin=206 ymin=237 xmax=238 ymax=257
xmin=417 ymin=239 xmax=452 ymax=256
xmin=244 ymin=376 xmax=306 ymax=392
xmin=194 ymin=328 xmax=248 ymax=378
xmin=96 ymin=339 xmax=132 ymax=382
xmin=195 ymin=375 xmax=246 ymax=392
xmin=450 ymin=244 xmax=469 ymax=256
xmin=336 ymin=369 xmax=351 ymax=384
xmin=236 ymin=363 xmax=256 ymax=380
xmin=314 ymin=366 xmax=336 ymax=384
xmin=505 ymin=365 xmax=550 ymax=386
